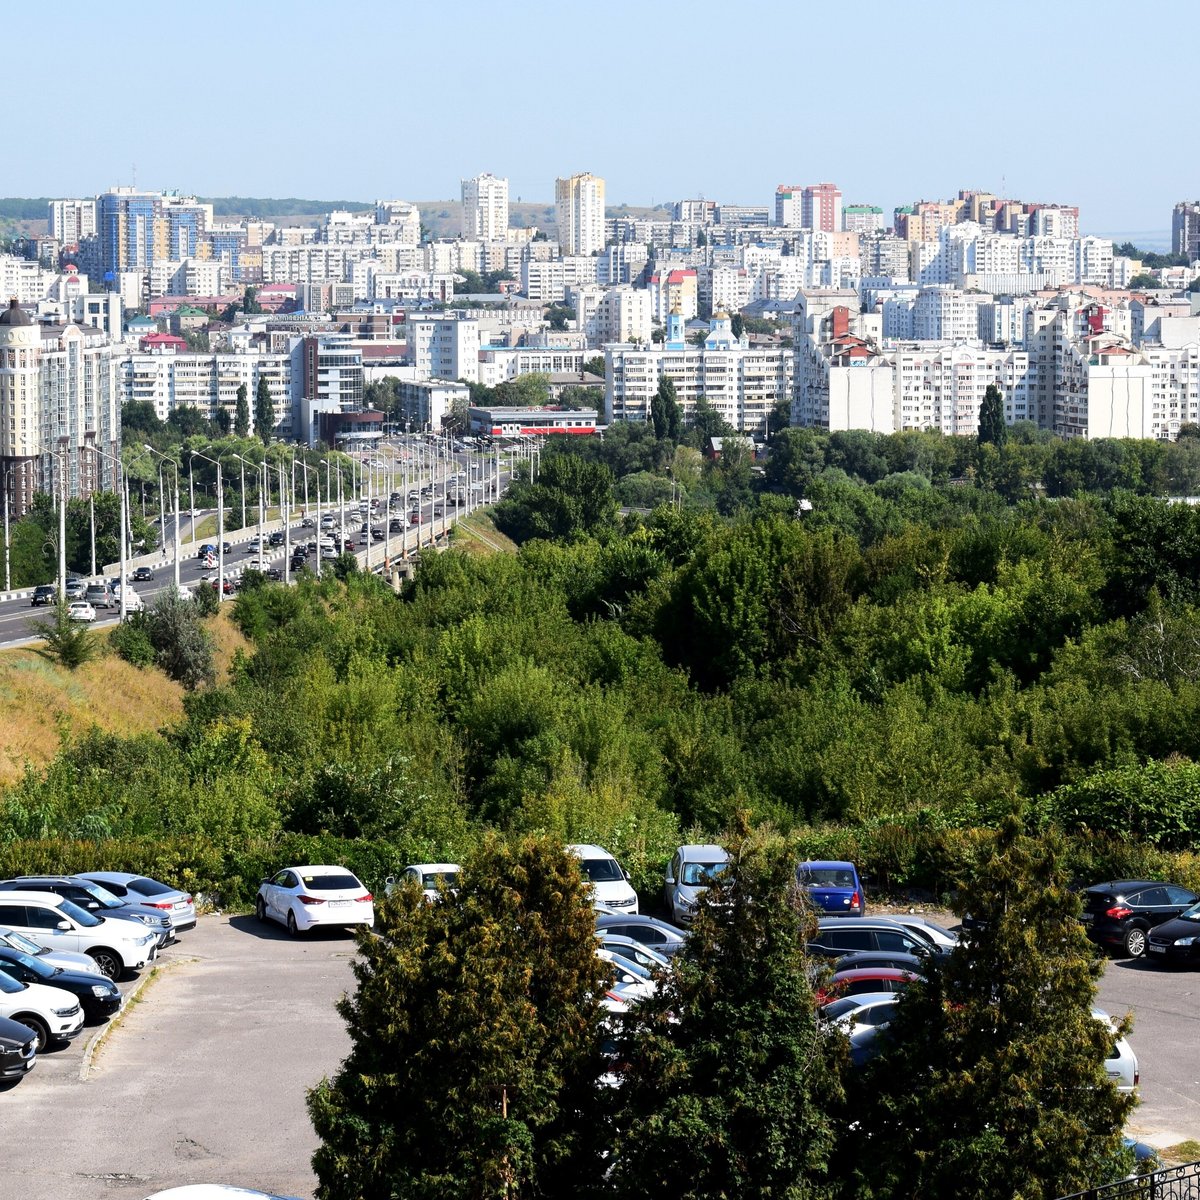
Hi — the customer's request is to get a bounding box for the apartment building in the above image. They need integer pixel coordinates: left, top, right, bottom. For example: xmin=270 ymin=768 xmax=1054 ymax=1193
xmin=48 ymin=198 xmax=96 ymax=246
xmin=555 ymin=173 xmax=606 ymax=256
xmin=802 ymin=183 xmax=842 ymax=233
xmin=1173 ymin=201 xmax=1200 ymax=261
xmin=461 ymin=174 xmax=509 ymax=242
xmin=407 ymin=316 xmax=481 ymax=383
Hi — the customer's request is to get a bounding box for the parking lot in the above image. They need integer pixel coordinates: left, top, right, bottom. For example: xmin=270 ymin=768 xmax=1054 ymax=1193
xmin=0 ymin=914 xmax=356 ymax=1200
xmin=1 ymin=912 xmax=1197 ymax=1200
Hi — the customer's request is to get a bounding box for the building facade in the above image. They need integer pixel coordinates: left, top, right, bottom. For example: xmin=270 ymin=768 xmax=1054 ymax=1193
xmin=461 ymin=174 xmax=509 ymax=242
xmin=555 ymin=173 xmax=606 ymax=257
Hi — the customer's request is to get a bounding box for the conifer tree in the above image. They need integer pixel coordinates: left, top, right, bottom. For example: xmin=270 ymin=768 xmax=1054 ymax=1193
xmin=234 ymin=383 xmax=250 ymax=438
xmin=255 ymin=377 xmax=274 ymax=445
xmin=844 ymin=815 xmax=1135 ymax=1200
xmin=978 ymin=383 xmax=1007 ymax=447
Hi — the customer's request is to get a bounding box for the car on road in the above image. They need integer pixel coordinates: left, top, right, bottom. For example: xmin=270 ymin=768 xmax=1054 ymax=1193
xmin=0 ymin=877 xmax=176 ymax=947
xmin=264 ymin=566 xmax=282 ymax=581
xmin=0 ymin=968 xmax=85 ymax=1051
xmin=594 ymin=913 xmax=687 ymax=956
xmin=0 ymin=890 xmax=158 ymax=980
xmin=0 ymin=946 xmax=122 ymax=1020
xmin=79 ymin=872 xmax=196 ymax=933
xmin=112 ymin=585 xmax=145 ymax=613
xmin=0 ymin=1013 xmax=37 ymax=1082
xmin=65 ymin=580 xmax=87 ymax=600
xmin=196 ymin=544 xmax=217 ymax=560
xmin=0 ymin=925 xmax=103 ymax=975
xmin=1081 ymin=880 xmax=1199 ymax=959
xmin=797 ymin=860 xmax=867 ymax=917
xmin=85 ymin=584 xmax=113 ymax=609
xmin=664 ymin=844 xmax=729 ymax=925
xmin=1146 ymin=899 xmax=1200 ymax=964
xmin=387 ymin=863 xmax=460 ymax=902
xmin=67 ymin=601 xmax=96 ymax=623
xmin=567 ymin=844 xmax=639 ymax=913
xmin=133 ymin=566 xmax=154 ymax=582
xmin=30 ymin=584 xmax=56 ymax=606
xmin=255 ymin=865 xmax=375 ymax=936
xmin=268 ymin=531 xmax=285 ymax=546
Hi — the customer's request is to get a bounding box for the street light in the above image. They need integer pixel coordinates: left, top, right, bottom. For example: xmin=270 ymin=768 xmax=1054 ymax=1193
xmin=298 ymin=460 xmax=322 ymax=579
xmin=189 ymin=449 xmax=224 ymax=604
xmin=142 ymin=445 xmax=181 ymax=593
xmin=91 ymin=444 xmax=136 ymax=622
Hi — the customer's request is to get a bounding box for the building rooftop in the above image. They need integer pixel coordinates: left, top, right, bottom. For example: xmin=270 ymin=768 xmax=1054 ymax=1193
xmin=0 ymin=298 xmax=32 ymax=326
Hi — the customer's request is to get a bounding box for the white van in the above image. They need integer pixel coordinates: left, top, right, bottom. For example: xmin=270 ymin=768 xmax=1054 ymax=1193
xmin=566 ymin=844 xmax=639 ymax=913
xmin=0 ymin=890 xmax=158 ymax=980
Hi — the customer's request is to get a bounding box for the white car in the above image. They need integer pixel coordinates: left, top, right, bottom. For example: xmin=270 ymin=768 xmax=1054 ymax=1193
xmin=821 ymin=992 xmax=900 ymax=1035
xmin=111 ymin=586 xmax=144 ymax=613
xmin=566 ymin=844 xmax=639 ymax=914
xmin=0 ymin=926 xmax=104 ymax=975
xmin=1094 ymin=1008 xmax=1140 ymax=1093
xmin=0 ymin=969 xmax=85 ymax=1051
xmin=67 ymin=601 xmax=96 ymax=623
xmin=387 ymin=863 xmax=460 ymax=902
xmin=596 ymin=947 xmax=656 ymax=1003
xmin=0 ymin=891 xmax=158 ymax=980
xmin=255 ymin=865 xmax=375 ymax=936
xmin=142 ymin=1188 xmax=302 ymax=1199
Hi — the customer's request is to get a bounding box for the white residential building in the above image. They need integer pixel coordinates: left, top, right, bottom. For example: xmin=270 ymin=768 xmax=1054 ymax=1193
xmin=461 ymin=174 xmax=509 ymax=242
xmin=594 ymin=286 xmax=652 ymax=345
xmin=407 ymin=316 xmax=481 ymax=383
xmin=555 ymin=173 xmax=606 ymax=257
xmin=48 ymin=198 xmax=96 ymax=245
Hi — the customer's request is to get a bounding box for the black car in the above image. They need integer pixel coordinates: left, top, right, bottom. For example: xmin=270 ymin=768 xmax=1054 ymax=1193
xmin=0 ymin=947 xmax=121 ymax=1020
xmin=1147 ymin=902 xmax=1200 ymax=964
xmin=0 ymin=1014 xmax=36 ymax=1081
xmin=132 ymin=566 xmax=154 ymax=583
xmin=1081 ymin=880 xmax=1199 ymax=959
xmin=30 ymin=585 xmax=56 ymax=607
xmin=268 ymin=531 xmax=285 ymax=546
xmin=264 ymin=566 xmax=282 ymax=581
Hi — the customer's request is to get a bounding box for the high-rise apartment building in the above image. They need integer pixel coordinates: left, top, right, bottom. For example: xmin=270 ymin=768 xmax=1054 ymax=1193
xmin=775 ymin=186 xmax=804 ymax=227
xmin=1173 ymin=201 xmax=1200 ymax=261
xmin=97 ymin=187 xmax=160 ymax=275
xmin=461 ymin=173 xmax=509 ymax=242
xmin=48 ymin=199 xmax=96 ymax=246
xmin=842 ymin=204 xmax=884 ymax=234
xmin=555 ymin=173 xmax=605 ymax=256
xmin=801 ymin=183 xmax=842 ymax=233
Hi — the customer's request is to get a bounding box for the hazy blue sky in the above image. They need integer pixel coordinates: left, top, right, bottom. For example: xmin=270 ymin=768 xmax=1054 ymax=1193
xmin=10 ymin=1 xmax=1196 ymax=237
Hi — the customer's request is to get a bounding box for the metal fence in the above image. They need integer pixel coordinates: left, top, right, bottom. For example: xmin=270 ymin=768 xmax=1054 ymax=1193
xmin=1058 ymin=1160 xmax=1200 ymax=1200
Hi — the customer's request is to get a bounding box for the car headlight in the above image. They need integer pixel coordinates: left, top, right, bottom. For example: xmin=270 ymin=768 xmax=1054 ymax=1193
xmin=52 ymin=1006 xmax=76 ymax=1017
xmin=91 ymin=984 xmax=111 ymax=998
xmin=1175 ymin=936 xmax=1197 ymax=946
xmin=679 ymin=896 xmax=695 ymax=909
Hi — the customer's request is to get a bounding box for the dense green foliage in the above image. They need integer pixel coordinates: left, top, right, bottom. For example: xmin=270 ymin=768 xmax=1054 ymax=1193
xmin=33 ymin=599 xmax=101 ymax=670
xmin=309 ymin=836 xmax=611 ymax=1200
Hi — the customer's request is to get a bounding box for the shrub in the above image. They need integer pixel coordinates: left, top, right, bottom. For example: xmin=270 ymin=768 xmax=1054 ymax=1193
xmin=145 ymin=591 xmax=215 ymax=690
xmin=33 ymin=600 xmax=101 ymax=670
xmin=109 ymin=613 xmax=156 ymax=667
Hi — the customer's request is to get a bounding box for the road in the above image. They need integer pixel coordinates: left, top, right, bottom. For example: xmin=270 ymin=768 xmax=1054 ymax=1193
xmin=0 ymin=444 xmax=514 ymax=648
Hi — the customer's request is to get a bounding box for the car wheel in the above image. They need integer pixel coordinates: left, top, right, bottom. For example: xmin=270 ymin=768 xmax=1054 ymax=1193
xmin=88 ymin=948 xmax=122 ymax=980
xmin=255 ymin=896 xmax=267 ymax=923
xmin=287 ymin=910 xmax=299 ymax=937
xmin=15 ymin=1014 xmax=50 ymax=1054
xmin=1124 ymin=926 xmax=1148 ymax=959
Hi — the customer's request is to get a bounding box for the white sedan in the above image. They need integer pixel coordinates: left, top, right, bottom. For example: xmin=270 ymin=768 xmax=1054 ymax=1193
xmin=67 ymin=601 xmax=96 ymax=623
xmin=255 ymin=865 xmax=375 ymax=936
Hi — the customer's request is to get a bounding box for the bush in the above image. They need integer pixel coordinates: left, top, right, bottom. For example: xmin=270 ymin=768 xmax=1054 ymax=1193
xmin=145 ymin=591 xmax=215 ymax=690
xmin=109 ymin=613 xmax=156 ymax=667
xmin=193 ymin=580 xmax=219 ymax=617
xmin=33 ymin=600 xmax=101 ymax=670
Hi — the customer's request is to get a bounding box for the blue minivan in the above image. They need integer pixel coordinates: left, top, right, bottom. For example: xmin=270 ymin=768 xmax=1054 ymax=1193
xmin=797 ymin=860 xmax=867 ymax=917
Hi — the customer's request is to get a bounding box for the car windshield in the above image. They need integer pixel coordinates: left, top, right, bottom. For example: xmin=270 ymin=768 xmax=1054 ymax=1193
xmin=3 ymin=949 xmax=52 ymax=979
xmin=421 ymin=872 xmax=457 ymax=889
xmin=1178 ymin=901 xmax=1200 ymax=922
xmin=0 ymin=972 xmax=23 ymax=994
xmin=301 ymin=873 xmax=363 ymax=892
xmin=581 ymin=858 xmax=624 ymax=884
xmin=681 ymin=861 xmax=727 ymax=886
xmin=58 ymin=898 xmax=102 ymax=927
xmin=604 ymin=952 xmax=652 ymax=981
xmin=0 ymin=930 xmax=47 ymax=956
xmin=77 ymin=882 xmax=125 ymax=909
xmin=802 ymin=868 xmax=857 ymax=888
xmin=822 ymin=997 xmax=867 ymax=1020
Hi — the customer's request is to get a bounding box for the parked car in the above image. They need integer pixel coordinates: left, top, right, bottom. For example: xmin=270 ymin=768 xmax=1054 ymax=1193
xmin=0 ymin=968 xmax=84 ymax=1051
xmin=386 ymin=864 xmax=460 ymax=902
xmin=84 ymin=584 xmax=113 ymax=609
xmin=597 ymin=947 xmax=657 ymax=1003
xmin=255 ymin=865 xmax=375 ymax=936
xmin=1146 ymin=899 xmax=1200 ymax=964
xmin=823 ymin=950 xmax=927 ymax=974
xmin=797 ymin=860 xmax=867 ymax=917
xmin=0 ymin=877 xmax=175 ymax=947
xmin=0 ymin=1013 xmax=37 ymax=1082
xmin=594 ymin=913 xmax=687 ymax=956
xmin=1081 ymin=880 xmax=1200 ymax=959
xmin=78 ymin=873 xmax=196 ymax=933
xmin=818 ymin=966 xmax=918 ymax=1005
xmin=67 ymin=601 xmax=96 ymax=623
xmin=885 ymin=915 xmax=959 ymax=953
xmin=0 ymin=890 xmax=158 ymax=979
xmin=30 ymin=584 xmax=56 ymax=607
xmin=664 ymin=844 xmax=729 ymax=925
xmin=820 ymin=993 xmax=900 ymax=1034
xmin=808 ymin=917 xmax=940 ymax=960
xmin=567 ymin=844 xmax=638 ymax=913
xmin=0 ymin=925 xmax=103 ymax=975
xmin=0 ymin=946 xmax=122 ymax=1020
xmin=141 ymin=1185 xmax=304 ymax=1198
xmin=598 ymin=934 xmax=671 ymax=973
xmin=1094 ymin=1008 xmax=1140 ymax=1093
xmin=132 ymin=566 xmax=154 ymax=582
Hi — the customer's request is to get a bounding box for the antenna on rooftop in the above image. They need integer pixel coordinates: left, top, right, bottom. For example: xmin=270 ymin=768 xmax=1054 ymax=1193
xmin=132 ymin=163 xmax=137 ymax=189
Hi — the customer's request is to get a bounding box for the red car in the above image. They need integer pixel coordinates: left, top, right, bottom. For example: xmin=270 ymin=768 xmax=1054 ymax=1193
xmin=815 ymin=967 xmax=918 ymax=1006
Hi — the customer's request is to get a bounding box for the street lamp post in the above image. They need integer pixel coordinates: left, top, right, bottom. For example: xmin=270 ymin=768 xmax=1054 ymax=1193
xmin=143 ymin=445 xmax=182 ymax=594
xmin=189 ymin=450 xmax=224 ymax=603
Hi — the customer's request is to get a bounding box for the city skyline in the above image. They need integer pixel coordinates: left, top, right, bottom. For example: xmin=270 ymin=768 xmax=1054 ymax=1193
xmin=5 ymin=0 xmax=1196 ymax=238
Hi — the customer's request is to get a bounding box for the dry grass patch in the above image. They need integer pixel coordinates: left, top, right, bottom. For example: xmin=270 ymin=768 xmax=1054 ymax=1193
xmin=450 ymin=509 xmax=517 ymax=556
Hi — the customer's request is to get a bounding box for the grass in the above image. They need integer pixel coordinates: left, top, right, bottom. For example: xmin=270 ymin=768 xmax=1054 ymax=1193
xmin=450 ymin=508 xmax=517 ymax=556
xmin=1163 ymin=1139 xmax=1200 ymax=1163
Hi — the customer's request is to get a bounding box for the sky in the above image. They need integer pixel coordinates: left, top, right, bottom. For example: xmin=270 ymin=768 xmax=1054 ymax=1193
xmin=9 ymin=0 xmax=1197 ymax=239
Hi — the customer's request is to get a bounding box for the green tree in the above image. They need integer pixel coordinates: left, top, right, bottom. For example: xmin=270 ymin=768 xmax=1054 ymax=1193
xmin=977 ymin=383 xmax=1007 ymax=447
xmin=167 ymin=405 xmax=211 ymax=438
xmin=255 ymin=377 xmax=274 ymax=445
xmin=214 ymin=407 xmax=232 ymax=436
xmin=120 ymin=401 xmax=164 ymax=439
xmin=545 ymin=303 xmax=576 ymax=331
xmin=33 ymin=599 xmax=100 ymax=670
xmin=1127 ymin=273 xmax=1158 ymax=290
xmin=730 ymin=312 xmax=744 ymax=339
xmin=234 ymin=384 xmax=251 ymax=438
xmin=650 ymin=376 xmax=678 ymax=440
xmin=493 ymin=455 xmax=617 ymax=543
xmin=308 ymin=835 xmax=611 ymax=1200
xmin=582 ymin=355 xmax=606 ymax=378
xmin=846 ymin=815 xmax=1135 ymax=1200
xmin=144 ymin=590 xmax=215 ymax=690
xmin=610 ymin=821 xmax=838 ymax=1199
xmin=242 ymin=286 xmax=261 ymax=315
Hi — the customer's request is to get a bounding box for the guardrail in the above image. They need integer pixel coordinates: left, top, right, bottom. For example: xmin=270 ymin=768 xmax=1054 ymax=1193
xmin=1057 ymin=1159 xmax=1200 ymax=1200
